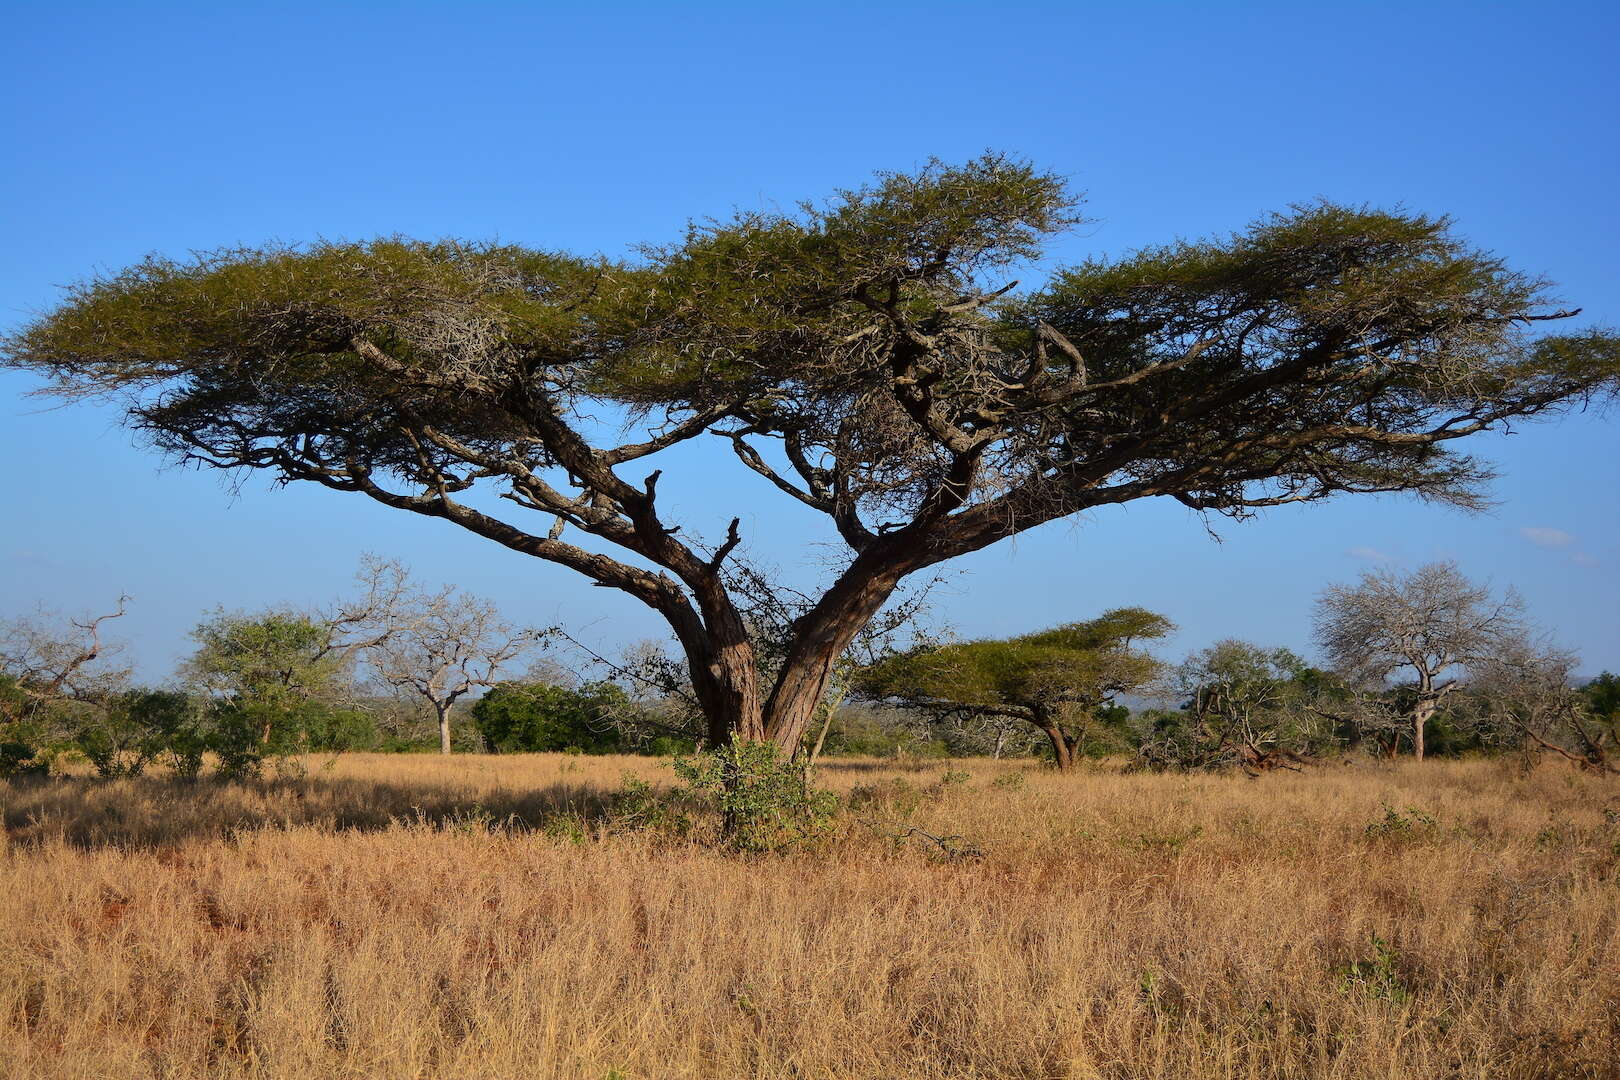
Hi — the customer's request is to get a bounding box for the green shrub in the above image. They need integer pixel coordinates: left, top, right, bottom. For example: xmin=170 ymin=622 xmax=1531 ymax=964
xmin=473 ymin=681 xmax=626 ymax=753
xmin=73 ymin=690 xmax=194 ymax=779
xmin=0 ymin=739 xmax=48 ymax=778
xmin=1363 ymin=804 xmax=1439 ymax=842
xmin=1336 ymin=934 xmax=1412 ymax=1004
xmin=671 ymin=741 xmax=839 ymax=853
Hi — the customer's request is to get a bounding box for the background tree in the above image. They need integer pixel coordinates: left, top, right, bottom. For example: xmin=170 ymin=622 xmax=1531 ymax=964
xmin=181 ymin=556 xmax=407 ymax=759
xmin=1473 ymin=641 xmax=1616 ymax=772
xmin=7 ymin=156 xmax=1617 ymax=753
xmin=858 ymin=608 xmax=1173 ymax=770
xmin=1142 ymin=641 xmax=1331 ymax=772
xmin=367 ymin=582 xmax=545 ymax=754
xmin=1314 ymin=561 xmax=1527 ymax=760
xmin=71 ymin=688 xmax=197 ymax=779
xmin=471 ymin=680 xmax=628 ymax=754
xmin=0 ymin=599 xmax=129 ymax=774
xmin=0 ymin=599 xmax=129 ymax=725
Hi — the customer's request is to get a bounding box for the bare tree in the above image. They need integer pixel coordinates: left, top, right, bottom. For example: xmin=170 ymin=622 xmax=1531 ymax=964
xmin=0 ymin=597 xmax=131 ymax=725
xmin=1473 ymin=637 xmax=1616 ymax=773
xmin=368 ymin=583 xmax=546 ymax=754
xmin=8 ymin=156 xmax=1617 ymax=755
xmin=1314 ymin=561 xmax=1526 ymax=760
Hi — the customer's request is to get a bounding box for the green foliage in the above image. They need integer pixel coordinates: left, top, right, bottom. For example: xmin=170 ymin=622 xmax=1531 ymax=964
xmin=72 ymin=689 xmax=193 ymax=779
xmin=858 ymin=609 xmax=1173 ymax=763
xmin=862 ymin=608 xmax=1172 ymax=711
xmin=0 ymin=739 xmax=48 ymax=778
xmin=205 ymin=702 xmax=271 ymax=781
xmin=1140 ymin=642 xmax=1339 ymax=771
xmin=1583 ymin=672 xmax=1620 ymax=718
xmin=1336 ymin=934 xmax=1412 ymax=1005
xmin=818 ymin=705 xmax=943 ymax=758
xmin=298 ymin=705 xmax=380 ymax=752
xmin=612 ymin=774 xmax=688 ymax=834
xmin=671 ymin=741 xmax=840 ymax=853
xmin=1363 ymin=804 xmax=1439 ymax=842
xmin=472 ymin=680 xmax=627 ymax=753
xmin=186 ymin=610 xmax=347 ymax=713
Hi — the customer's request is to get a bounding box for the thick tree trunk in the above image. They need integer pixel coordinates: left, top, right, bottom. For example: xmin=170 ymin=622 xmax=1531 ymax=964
xmin=1411 ymin=677 xmax=1439 ymax=762
xmin=758 ymin=547 xmax=914 ymax=755
xmin=1412 ymin=701 xmax=1435 ymax=762
xmin=668 ymin=607 xmax=763 ymax=747
xmin=1033 ymin=706 xmax=1074 ymax=772
xmin=437 ymin=703 xmax=454 ymax=755
xmin=1041 ymin=726 xmax=1074 ymax=771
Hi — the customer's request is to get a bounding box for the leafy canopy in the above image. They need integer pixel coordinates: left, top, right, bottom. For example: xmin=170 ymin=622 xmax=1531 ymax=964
xmin=858 ymin=608 xmax=1174 ymax=720
xmin=9 ymin=153 xmax=1613 ymax=545
xmin=5 ymin=154 xmax=1617 ymax=747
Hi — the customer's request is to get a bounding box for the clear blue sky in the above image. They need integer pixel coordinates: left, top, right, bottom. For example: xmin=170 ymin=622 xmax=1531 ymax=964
xmin=3 ymin=1 xmax=1616 ymax=682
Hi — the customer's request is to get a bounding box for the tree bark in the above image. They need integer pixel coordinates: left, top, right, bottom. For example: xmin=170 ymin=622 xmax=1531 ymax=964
xmin=1042 ymin=727 xmax=1074 ymax=771
xmin=758 ymin=550 xmax=911 ymax=755
xmin=1033 ymin=706 xmax=1075 ymax=772
xmin=1407 ymin=670 xmax=1436 ymax=762
xmin=437 ymin=702 xmax=453 ymax=755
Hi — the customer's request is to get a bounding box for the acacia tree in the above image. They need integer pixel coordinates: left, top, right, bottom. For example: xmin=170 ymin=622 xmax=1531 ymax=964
xmin=6 ymin=156 xmax=1617 ymax=752
xmin=857 ymin=609 xmax=1173 ymax=770
xmin=367 ymin=584 xmax=544 ymax=754
xmin=1314 ymin=561 xmax=1527 ymax=761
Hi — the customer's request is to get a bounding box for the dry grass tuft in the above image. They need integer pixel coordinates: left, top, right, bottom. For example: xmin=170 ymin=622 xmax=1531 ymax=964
xmin=3 ymin=754 xmax=1618 ymax=1078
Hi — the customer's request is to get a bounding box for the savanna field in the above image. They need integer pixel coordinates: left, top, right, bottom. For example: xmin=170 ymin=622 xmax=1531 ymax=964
xmin=2 ymin=754 xmax=1616 ymax=1080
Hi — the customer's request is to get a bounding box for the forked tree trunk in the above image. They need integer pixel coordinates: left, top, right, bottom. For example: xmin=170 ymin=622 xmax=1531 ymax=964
xmin=674 ymin=536 xmax=926 ymax=759
xmin=756 ymin=556 xmax=910 ymax=755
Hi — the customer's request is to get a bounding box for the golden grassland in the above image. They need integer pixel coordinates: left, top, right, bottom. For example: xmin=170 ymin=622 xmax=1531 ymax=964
xmin=2 ymin=753 xmax=1617 ymax=1080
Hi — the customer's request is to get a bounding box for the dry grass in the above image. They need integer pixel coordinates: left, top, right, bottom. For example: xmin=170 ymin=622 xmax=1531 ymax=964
xmin=2 ymin=753 xmax=1617 ymax=1079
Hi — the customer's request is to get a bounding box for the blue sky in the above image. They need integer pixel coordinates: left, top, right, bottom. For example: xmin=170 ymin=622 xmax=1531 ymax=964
xmin=2 ymin=1 xmax=1616 ymax=682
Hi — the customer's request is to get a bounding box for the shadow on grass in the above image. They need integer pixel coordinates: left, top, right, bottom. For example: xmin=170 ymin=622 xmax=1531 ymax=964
xmin=0 ymin=772 xmax=624 ymax=851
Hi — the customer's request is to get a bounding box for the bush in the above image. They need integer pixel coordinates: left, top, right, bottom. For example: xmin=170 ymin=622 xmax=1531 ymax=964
xmin=72 ymin=689 xmax=192 ymax=779
xmin=473 ymin=681 xmax=627 ymax=753
xmin=670 ymin=741 xmax=840 ymax=853
xmin=299 ymin=704 xmax=379 ymax=752
xmin=0 ymin=739 xmax=48 ymax=778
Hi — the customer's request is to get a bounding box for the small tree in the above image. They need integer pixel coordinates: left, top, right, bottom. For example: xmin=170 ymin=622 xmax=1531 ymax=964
xmin=0 ymin=599 xmax=130 ymax=773
xmin=182 ymin=556 xmax=408 ymax=753
xmin=858 ymin=608 xmax=1173 ymax=770
xmin=368 ymin=583 xmax=544 ymax=754
xmin=1314 ymin=561 xmax=1526 ymax=761
xmin=1473 ymin=642 xmax=1616 ymax=772
xmin=1143 ymin=641 xmax=1331 ymax=772
xmin=72 ymin=688 xmax=195 ymax=779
